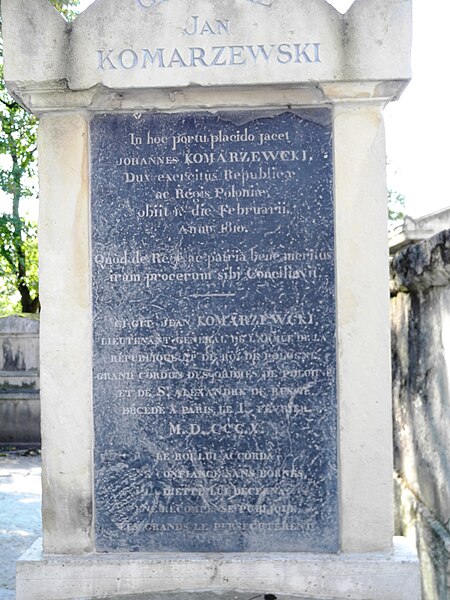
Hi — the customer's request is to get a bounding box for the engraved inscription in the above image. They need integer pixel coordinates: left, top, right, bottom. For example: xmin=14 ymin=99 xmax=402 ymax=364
xmin=91 ymin=111 xmax=338 ymax=553
xmin=183 ymin=16 xmax=230 ymax=36
xmin=97 ymin=43 xmax=321 ymax=70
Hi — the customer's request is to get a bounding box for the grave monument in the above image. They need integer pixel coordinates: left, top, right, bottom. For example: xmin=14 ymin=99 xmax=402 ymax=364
xmin=2 ymin=0 xmax=420 ymax=598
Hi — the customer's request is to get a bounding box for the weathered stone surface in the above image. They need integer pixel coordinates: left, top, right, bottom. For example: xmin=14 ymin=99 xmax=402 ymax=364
xmin=37 ymin=114 xmax=93 ymax=555
xmin=391 ymin=283 xmax=450 ymax=527
xmin=86 ymin=593 xmax=334 ymax=600
xmin=2 ymin=0 xmax=412 ymax=110
xmin=16 ymin=537 xmax=421 ymax=600
xmin=395 ymin=476 xmax=450 ymax=600
xmin=0 ymin=316 xmax=39 ymax=335
xmin=333 ymin=103 xmax=395 ymax=553
xmin=2 ymin=0 xmax=420 ymax=597
xmin=91 ymin=110 xmax=337 ymax=553
xmin=0 ymin=396 xmax=41 ymax=446
xmin=0 ymin=316 xmax=40 ymax=446
xmin=391 ymin=231 xmax=450 ymax=599
xmin=1 ymin=0 xmax=67 ymax=91
xmin=390 ymin=229 xmax=450 ymax=293
xmin=0 ymin=316 xmax=39 ymax=380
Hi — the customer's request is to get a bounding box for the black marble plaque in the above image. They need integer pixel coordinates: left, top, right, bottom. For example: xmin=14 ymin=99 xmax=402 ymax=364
xmin=91 ymin=111 xmax=338 ymax=553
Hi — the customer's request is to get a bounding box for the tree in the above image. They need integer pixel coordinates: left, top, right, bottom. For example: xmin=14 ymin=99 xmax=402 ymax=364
xmin=0 ymin=0 xmax=80 ymax=314
xmin=388 ymin=190 xmax=406 ymax=232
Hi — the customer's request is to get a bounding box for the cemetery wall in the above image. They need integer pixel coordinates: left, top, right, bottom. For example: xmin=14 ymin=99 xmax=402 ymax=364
xmin=391 ymin=229 xmax=450 ymax=599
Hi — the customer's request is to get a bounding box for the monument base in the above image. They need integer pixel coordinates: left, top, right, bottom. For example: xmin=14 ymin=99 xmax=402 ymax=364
xmin=16 ymin=537 xmax=420 ymax=600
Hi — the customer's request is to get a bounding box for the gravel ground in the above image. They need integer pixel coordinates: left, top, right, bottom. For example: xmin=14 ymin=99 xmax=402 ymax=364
xmin=0 ymin=450 xmax=42 ymax=600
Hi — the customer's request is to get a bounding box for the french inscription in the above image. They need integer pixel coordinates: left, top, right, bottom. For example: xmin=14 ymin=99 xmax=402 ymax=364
xmin=91 ymin=111 xmax=338 ymax=553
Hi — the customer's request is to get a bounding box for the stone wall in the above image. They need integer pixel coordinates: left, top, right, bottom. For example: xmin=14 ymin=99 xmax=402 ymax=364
xmin=391 ymin=229 xmax=450 ymax=599
xmin=0 ymin=315 xmax=40 ymax=447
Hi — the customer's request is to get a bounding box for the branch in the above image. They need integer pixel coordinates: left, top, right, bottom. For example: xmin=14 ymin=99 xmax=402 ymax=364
xmin=0 ymin=96 xmax=19 ymax=111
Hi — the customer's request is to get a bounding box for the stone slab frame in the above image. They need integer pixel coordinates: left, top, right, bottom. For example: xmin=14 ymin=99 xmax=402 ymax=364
xmin=33 ymin=100 xmax=396 ymax=555
xmin=2 ymin=0 xmax=421 ymax=598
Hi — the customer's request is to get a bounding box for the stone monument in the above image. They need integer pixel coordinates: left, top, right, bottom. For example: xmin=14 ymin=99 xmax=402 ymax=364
xmin=2 ymin=0 xmax=420 ymax=598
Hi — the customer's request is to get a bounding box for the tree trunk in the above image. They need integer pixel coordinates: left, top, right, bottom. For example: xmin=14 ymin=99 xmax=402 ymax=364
xmin=18 ymin=282 xmax=40 ymax=314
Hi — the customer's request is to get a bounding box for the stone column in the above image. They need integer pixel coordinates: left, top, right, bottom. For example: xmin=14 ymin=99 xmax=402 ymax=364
xmin=333 ymin=101 xmax=393 ymax=552
xmin=38 ymin=114 xmax=93 ymax=554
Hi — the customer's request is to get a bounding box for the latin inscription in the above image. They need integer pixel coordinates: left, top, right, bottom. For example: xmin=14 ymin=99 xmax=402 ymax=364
xmin=91 ymin=111 xmax=338 ymax=553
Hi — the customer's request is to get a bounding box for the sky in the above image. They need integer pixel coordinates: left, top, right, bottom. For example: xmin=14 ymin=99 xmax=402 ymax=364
xmin=76 ymin=0 xmax=450 ymax=219
xmin=383 ymin=0 xmax=449 ymax=218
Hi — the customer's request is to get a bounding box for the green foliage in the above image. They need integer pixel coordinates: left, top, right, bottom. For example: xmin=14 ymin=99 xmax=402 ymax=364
xmin=0 ymin=74 xmax=39 ymax=313
xmin=0 ymin=0 xmax=80 ymax=315
xmin=388 ymin=190 xmax=406 ymax=231
xmin=49 ymin=0 xmax=81 ymax=20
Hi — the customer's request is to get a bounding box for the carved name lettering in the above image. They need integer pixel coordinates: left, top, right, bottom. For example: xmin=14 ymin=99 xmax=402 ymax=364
xmin=183 ymin=16 xmax=230 ymax=36
xmin=97 ymin=43 xmax=321 ymax=70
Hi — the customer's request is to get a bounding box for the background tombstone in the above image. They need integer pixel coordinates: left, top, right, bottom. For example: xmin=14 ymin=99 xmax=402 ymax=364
xmin=0 ymin=315 xmax=40 ymax=447
xmin=391 ymin=229 xmax=450 ymax=600
xmin=3 ymin=0 xmax=421 ymax=598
